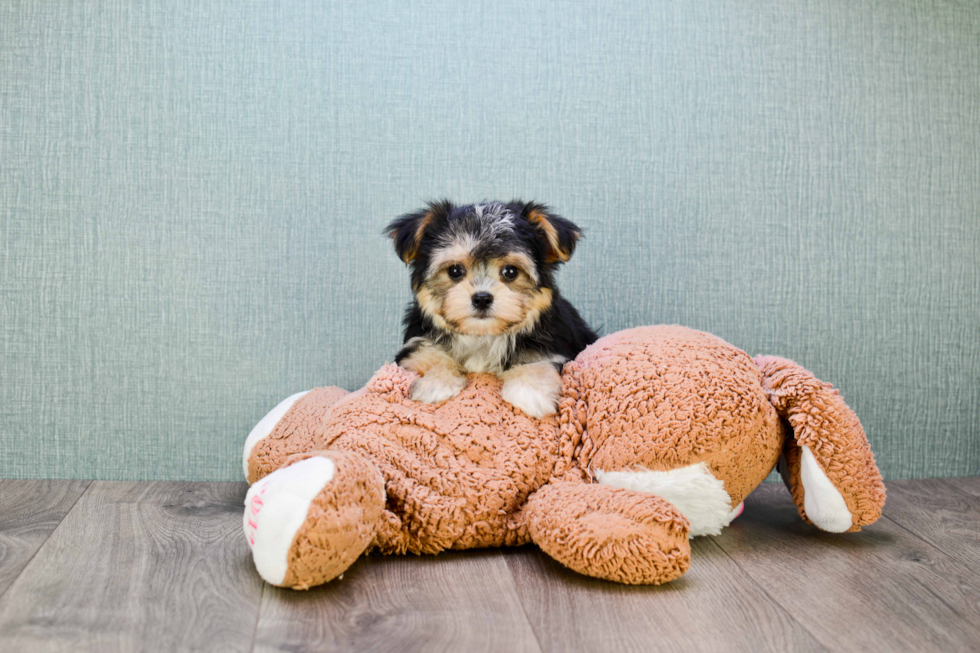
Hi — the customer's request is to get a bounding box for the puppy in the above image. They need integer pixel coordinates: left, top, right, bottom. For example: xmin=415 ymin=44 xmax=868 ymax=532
xmin=385 ymin=200 xmax=597 ymax=418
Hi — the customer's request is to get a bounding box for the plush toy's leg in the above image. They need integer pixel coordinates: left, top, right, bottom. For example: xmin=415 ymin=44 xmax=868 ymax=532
xmin=526 ymin=481 xmax=691 ymax=585
xmin=755 ymin=356 xmax=886 ymax=533
xmin=243 ymin=450 xmax=385 ymax=590
xmin=243 ymin=386 xmax=351 ymax=484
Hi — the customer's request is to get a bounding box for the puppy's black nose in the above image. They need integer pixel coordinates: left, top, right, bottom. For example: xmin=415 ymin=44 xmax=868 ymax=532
xmin=471 ymin=292 xmax=494 ymax=311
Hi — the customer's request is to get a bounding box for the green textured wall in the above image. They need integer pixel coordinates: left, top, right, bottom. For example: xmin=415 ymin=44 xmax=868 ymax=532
xmin=2 ymin=1 xmax=978 ymax=480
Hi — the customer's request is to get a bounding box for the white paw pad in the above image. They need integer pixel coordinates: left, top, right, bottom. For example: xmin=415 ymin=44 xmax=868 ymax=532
xmin=243 ymin=456 xmax=335 ymax=586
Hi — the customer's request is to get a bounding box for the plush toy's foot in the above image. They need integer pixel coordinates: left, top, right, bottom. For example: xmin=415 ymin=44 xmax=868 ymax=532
xmin=526 ymin=481 xmax=691 ymax=585
xmin=756 ymin=356 xmax=886 ymax=532
xmin=243 ymin=450 xmax=385 ymax=590
xmin=243 ymin=386 xmax=351 ymax=484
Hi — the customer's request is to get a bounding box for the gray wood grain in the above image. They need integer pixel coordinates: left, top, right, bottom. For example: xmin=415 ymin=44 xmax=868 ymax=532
xmin=0 ymin=480 xmax=90 ymax=598
xmin=713 ymin=483 xmax=980 ymax=653
xmin=883 ymin=478 xmax=980 ymax=573
xmin=253 ymin=549 xmax=541 ymax=653
xmin=505 ymin=539 xmax=826 ymax=653
xmin=944 ymin=475 xmax=980 ymax=498
xmin=0 ymin=481 xmax=262 ymax=653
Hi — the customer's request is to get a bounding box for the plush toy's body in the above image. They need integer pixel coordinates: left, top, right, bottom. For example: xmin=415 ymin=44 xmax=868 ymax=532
xmin=242 ymin=326 xmax=885 ymax=589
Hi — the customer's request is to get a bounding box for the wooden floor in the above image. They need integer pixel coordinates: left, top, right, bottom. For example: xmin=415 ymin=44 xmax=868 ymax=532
xmin=0 ymin=478 xmax=978 ymax=653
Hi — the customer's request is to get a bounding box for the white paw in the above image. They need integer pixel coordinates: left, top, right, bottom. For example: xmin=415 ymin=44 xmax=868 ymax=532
xmin=410 ymin=372 xmax=466 ymax=404
xmin=244 ymin=456 xmax=335 ymax=586
xmin=501 ymin=376 xmax=559 ymax=418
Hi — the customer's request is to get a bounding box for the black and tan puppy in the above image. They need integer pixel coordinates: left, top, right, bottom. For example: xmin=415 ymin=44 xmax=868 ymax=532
xmin=385 ymin=200 xmax=597 ymax=418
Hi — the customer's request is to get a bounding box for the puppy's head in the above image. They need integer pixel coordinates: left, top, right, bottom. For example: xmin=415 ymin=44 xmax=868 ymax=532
xmin=385 ymin=200 xmax=581 ymax=336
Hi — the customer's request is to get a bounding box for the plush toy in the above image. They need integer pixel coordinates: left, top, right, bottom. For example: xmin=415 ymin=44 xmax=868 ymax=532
xmin=241 ymin=325 xmax=885 ymax=589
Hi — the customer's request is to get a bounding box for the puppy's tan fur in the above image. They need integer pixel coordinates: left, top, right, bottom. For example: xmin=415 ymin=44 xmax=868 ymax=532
xmin=421 ymin=252 xmax=551 ymax=338
xmin=400 ymin=339 xmax=467 ymax=405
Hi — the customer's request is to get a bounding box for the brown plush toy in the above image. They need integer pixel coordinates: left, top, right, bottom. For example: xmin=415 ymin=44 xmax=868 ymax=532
xmin=242 ymin=325 xmax=885 ymax=589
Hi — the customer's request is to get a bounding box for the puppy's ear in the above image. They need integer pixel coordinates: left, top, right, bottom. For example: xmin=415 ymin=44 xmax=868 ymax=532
xmin=384 ymin=200 xmax=451 ymax=263
xmin=521 ymin=202 xmax=582 ymax=264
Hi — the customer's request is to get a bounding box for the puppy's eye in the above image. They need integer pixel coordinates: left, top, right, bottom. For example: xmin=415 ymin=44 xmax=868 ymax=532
xmin=447 ymin=264 xmax=466 ymax=280
xmin=501 ymin=265 xmax=519 ymax=281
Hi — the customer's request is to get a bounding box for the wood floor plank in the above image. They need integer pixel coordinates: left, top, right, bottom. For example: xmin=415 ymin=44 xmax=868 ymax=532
xmin=0 ymin=481 xmax=263 ymax=653
xmin=253 ymin=549 xmax=542 ymax=653
xmin=712 ymin=483 xmax=980 ymax=653
xmin=0 ymin=480 xmax=90 ymax=598
xmin=505 ymin=539 xmax=826 ymax=653
xmin=943 ymin=475 xmax=980 ymax=498
xmin=883 ymin=478 xmax=980 ymax=572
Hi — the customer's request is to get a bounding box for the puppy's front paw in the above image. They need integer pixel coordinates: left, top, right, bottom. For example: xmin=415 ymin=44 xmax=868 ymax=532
xmin=410 ymin=372 xmax=466 ymax=404
xmin=500 ymin=363 xmax=562 ymax=419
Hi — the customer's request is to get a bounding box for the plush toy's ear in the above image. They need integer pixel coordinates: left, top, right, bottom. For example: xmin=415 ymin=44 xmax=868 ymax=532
xmin=520 ymin=202 xmax=582 ymax=264
xmin=384 ymin=200 xmax=452 ymax=264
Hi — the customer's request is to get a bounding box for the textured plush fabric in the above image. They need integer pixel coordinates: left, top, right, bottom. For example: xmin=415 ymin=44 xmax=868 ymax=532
xmin=756 ymin=356 xmax=886 ymax=531
xmin=560 ymin=326 xmax=781 ymax=507
xmin=527 ymin=481 xmax=691 ymax=585
xmin=316 ymin=366 xmax=560 ymax=554
xmin=243 ymin=325 xmax=885 ymax=587
xmin=247 ymin=386 xmax=351 ymax=484
xmin=280 ymin=451 xmax=385 ymax=591
xmin=2 ymin=1 xmax=978 ymax=480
